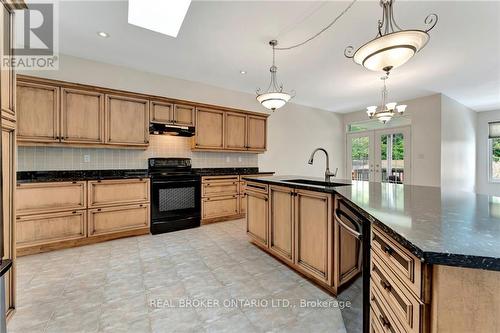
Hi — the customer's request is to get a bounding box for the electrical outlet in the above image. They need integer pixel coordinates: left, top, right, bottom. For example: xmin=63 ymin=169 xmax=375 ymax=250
xmin=84 ymin=154 xmax=91 ymax=163
xmin=238 ymin=157 xmax=242 ymax=162
xmin=226 ymin=156 xmax=230 ymax=163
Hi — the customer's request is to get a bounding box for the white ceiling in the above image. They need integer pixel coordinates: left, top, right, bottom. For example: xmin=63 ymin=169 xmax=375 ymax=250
xmin=56 ymin=0 xmax=500 ymax=113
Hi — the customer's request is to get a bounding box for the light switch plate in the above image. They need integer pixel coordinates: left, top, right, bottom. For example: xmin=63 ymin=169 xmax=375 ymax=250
xmin=84 ymin=154 xmax=90 ymax=163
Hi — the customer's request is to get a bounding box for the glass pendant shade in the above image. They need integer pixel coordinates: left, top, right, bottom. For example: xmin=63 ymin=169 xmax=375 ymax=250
xmin=345 ymin=0 xmax=437 ymax=74
xmin=396 ymin=104 xmax=407 ymax=114
xmin=375 ymin=110 xmax=394 ymax=124
xmin=366 ymin=106 xmax=377 ymax=118
xmin=386 ymin=102 xmax=397 ymax=110
xmin=256 ymin=92 xmax=291 ymax=111
xmin=352 ymin=31 xmax=429 ymax=72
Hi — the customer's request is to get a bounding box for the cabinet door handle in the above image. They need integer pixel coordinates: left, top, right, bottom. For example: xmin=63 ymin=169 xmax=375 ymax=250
xmin=97 ymin=208 xmax=101 ymax=212
xmin=383 ymin=245 xmax=394 ymax=255
xmin=380 ymin=280 xmax=392 ymax=292
xmin=379 ymin=315 xmax=391 ymax=329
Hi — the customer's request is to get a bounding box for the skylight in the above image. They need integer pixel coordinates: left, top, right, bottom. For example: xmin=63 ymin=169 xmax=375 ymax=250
xmin=128 ymin=0 xmax=191 ymax=38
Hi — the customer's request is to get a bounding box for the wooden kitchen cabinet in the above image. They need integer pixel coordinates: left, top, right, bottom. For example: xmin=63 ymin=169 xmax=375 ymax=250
xmin=202 ymin=195 xmax=239 ymax=220
xmin=88 ymin=178 xmax=150 ymax=208
xmin=61 ymin=87 xmax=105 ymax=144
xmin=295 ymin=189 xmax=332 ymax=284
xmin=246 ymin=182 xmax=269 ymax=248
xmin=16 ymin=210 xmax=87 ymax=248
xmin=105 ymin=94 xmax=149 ymax=146
xmin=173 ymin=104 xmax=195 ymax=126
xmin=88 ymin=204 xmax=149 ymax=237
xmin=16 ymin=181 xmax=87 ymax=215
xmin=247 ymin=115 xmax=267 ymax=151
xmin=269 ymin=186 xmax=294 ymax=264
xmin=225 ymin=112 xmax=247 ymax=150
xmin=150 ymin=99 xmax=173 ymax=124
xmin=195 ymin=107 xmax=224 ymax=149
xmin=17 ymin=81 xmax=59 ymax=143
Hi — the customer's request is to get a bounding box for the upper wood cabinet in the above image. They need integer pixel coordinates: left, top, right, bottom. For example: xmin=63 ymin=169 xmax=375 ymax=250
xmin=61 ymin=88 xmax=104 ymax=144
xmin=17 ymin=81 xmax=59 ymax=143
xmin=195 ymin=107 xmax=224 ymax=149
xmin=247 ymin=115 xmax=267 ymax=151
xmin=196 ymin=108 xmax=268 ymax=153
xmin=150 ymin=99 xmax=173 ymax=124
xmin=105 ymin=94 xmax=149 ymax=146
xmin=173 ymin=104 xmax=195 ymax=126
xmin=225 ymin=112 xmax=247 ymax=150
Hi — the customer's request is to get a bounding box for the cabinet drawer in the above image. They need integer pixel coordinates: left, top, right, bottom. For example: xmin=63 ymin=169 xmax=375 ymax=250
xmin=372 ymin=251 xmax=423 ymax=333
xmin=88 ymin=204 xmax=150 ymax=237
xmin=202 ymin=195 xmax=239 ymax=219
xmin=370 ymin=280 xmax=406 ymax=333
xmin=372 ymin=226 xmax=422 ymax=299
xmin=202 ymin=181 xmax=239 ymax=197
xmin=244 ymin=181 xmax=268 ymax=194
xmin=16 ymin=181 xmax=87 ymax=215
xmin=16 ymin=210 xmax=86 ymax=248
xmin=88 ymin=178 xmax=149 ymax=207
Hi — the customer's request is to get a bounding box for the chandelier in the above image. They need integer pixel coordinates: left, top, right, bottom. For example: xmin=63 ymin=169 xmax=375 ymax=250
xmin=256 ymin=40 xmax=294 ymax=111
xmin=345 ymin=0 xmax=438 ymax=74
xmin=367 ymin=76 xmax=406 ymax=124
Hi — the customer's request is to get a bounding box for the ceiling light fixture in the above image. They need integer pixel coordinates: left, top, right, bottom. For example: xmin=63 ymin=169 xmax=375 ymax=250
xmin=97 ymin=31 xmax=109 ymax=38
xmin=128 ymin=0 xmax=191 ymax=38
xmin=345 ymin=0 xmax=438 ymax=74
xmin=367 ymin=76 xmax=406 ymax=124
xmin=256 ymin=40 xmax=294 ymax=111
xmin=240 ymin=70 xmax=247 ymax=75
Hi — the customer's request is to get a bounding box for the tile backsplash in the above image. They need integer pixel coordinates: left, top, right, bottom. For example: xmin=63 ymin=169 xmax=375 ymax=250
xmin=17 ymin=135 xmax=258 ymax=171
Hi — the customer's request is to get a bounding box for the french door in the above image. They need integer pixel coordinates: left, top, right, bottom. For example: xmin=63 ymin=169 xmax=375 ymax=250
xmin=346 ymin=126 xmax=411 ymax=184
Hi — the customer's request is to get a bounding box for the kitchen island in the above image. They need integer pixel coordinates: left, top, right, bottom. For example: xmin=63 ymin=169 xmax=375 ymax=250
xmin=243 ymin=176 xmax=500 ymax=333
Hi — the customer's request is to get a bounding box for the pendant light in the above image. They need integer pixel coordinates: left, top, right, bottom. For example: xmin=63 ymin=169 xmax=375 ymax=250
xmin=256 ymin=40 xmax=294 ymax=111
xmin=367 ymin=76 xmax=406 ymax=124
xmin=345 ymin=0 xmax=438 ymax=74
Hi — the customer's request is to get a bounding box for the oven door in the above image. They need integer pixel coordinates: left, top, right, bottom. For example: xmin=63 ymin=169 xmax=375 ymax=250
xmin=151 ymin=178 xmax=201 ymax=231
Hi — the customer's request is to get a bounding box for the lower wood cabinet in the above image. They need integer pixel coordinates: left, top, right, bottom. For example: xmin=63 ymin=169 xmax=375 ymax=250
xmin=246 ymin=185 xmax=268 ymax=248
xmin=16 ymin=210 xmax=87 ymax=248
xmin=269 ymin=186 xmax=294 ymax=264
xmin=239 ymin=194 xmax=246 ymax=214
xmin=16 ymin=178 xmax=150 ymax=256
xmin=295 ymin=190 xmax=332 ymax=284
xmin=88 ymin=204 xmax=149 ymax=237
xmin=202 ymin=195 xmax=239 ymax=220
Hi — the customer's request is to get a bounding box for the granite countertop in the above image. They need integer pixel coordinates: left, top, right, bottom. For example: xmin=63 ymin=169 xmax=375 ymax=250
xmin=193 ymin=168 xmax=275 ymax=176
xmin=244 ymin=176 xmax=500 ymax=271
xmin=17 ymin=169 xmax=149 ymax=183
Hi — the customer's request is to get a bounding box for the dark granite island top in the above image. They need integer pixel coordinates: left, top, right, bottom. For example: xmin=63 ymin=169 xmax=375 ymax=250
xmin=243 ymin=176 xmax=500 ymax=271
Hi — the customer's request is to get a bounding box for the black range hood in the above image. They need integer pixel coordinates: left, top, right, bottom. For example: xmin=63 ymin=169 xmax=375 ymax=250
xmin=149 ymin=123 xmax=195 ymax=137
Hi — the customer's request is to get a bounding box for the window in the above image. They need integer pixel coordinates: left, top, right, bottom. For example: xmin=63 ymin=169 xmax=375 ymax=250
xmin=489 ymin=122 xmax=500 ymax=182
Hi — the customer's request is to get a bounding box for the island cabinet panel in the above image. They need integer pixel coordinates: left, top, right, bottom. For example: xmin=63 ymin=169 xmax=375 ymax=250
xmin=17 ymin=81 xmax=60 ymax=142
xmin=105 ymin=94 xmax=149 ymax=146
xmin=225 ymin=112 xmax=247 ymax=150
xmin=61 ymin=88 xmax=105 ymax=144
xmin=150 ymin=99 xmax=173 ymax=124
xmin=194 ymin=107 xmax=224 ymax=149
xmin=294 ymin=190 xmax=332 ymax=284
xmin=88 ymin=204 xmax=149 ymax=237
xmin=16 ymin=181 xmax=87 ymax=215
xmin=247 ymin=115 xmax=266 ymax=151
xmin=16 ymin=210 xmax=87 ymax=248
xmin=88 ymin=179 xmax=150 ymax=208
xmin=246 ymin=182 xmax=269 ymax=248
xmin=269 ymin=186 xmax=294 ymax=263
xmin=173 ymin=104 xmax=195 ymax=126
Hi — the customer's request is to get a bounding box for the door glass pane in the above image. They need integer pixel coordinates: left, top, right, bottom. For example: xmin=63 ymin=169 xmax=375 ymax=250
xmin=351 ymin=136 xmax=370 ymax=181
xmin=380 ymin=133 xmax=404 ymax=184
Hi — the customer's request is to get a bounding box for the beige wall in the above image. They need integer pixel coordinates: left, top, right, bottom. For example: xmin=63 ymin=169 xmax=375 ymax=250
xmin=19 ymin=54 xmax=345 ymax=176
xmin=477 ymin=110 xmax=500 ymax=195
xmin=440 ymin=95 xmax=477 ymax=192
xmin=343 ymin=94 xmax=442 ymax=187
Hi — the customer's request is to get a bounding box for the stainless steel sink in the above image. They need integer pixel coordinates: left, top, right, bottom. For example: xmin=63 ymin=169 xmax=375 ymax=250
xmin=281 ymin=179 xmax=349 ymax=187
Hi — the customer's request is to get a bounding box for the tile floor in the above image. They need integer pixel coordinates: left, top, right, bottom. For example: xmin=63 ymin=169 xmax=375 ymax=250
xmin=10 ymin=219 xmax=349 ymax=333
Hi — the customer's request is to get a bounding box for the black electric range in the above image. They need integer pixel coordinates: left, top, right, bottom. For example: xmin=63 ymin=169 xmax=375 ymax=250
xmin=148 ymin=158 xmax=201 ymax=234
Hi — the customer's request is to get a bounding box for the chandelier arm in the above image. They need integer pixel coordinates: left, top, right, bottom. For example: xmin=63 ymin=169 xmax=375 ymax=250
xmin=275 ymin=0 xmax=358 ymax=51
xmin=424 ymin=13 xmax=438 ymax=32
